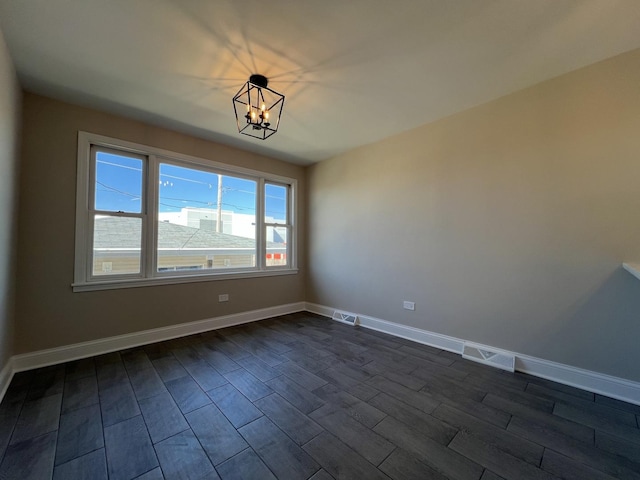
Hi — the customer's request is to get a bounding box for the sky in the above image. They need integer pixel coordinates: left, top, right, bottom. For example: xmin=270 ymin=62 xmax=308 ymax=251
xmin=94 ymin=151 xmax=286 ymax=221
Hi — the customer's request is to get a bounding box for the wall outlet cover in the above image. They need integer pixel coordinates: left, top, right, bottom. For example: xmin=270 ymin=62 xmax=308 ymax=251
xmin=403 ymin=301 xmax=415 ymax=311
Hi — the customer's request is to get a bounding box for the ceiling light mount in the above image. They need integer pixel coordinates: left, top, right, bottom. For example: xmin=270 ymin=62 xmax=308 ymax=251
xmin=233 ymin=74 xmax=285 ymax=140
xmin=248 ymin=74 xmax=268 ymax=88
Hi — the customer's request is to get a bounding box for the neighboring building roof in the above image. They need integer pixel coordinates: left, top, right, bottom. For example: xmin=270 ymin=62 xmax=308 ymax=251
xmin=93 ymin=216 xmax=273 ymax=249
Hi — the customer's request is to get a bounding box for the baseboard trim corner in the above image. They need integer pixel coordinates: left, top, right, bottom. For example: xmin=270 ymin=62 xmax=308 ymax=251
xmin=305 ymin=302 xmax=640 ymax=406
xmin=305 ymin=302 xmax=464 ymax=354
xmin=10 ymin=301 xmax=306 ymax=375
xmin=0 ymin=358 xmax=14 ymax=401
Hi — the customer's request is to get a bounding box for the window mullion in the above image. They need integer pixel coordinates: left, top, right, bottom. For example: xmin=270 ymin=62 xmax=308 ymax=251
xmin=288 ymin=183 xmax=295 ymax=269
xmin=257 ymin=177 xmax=265 ymax=270
xmin=146 ymin=155 xmax=159 ymax=278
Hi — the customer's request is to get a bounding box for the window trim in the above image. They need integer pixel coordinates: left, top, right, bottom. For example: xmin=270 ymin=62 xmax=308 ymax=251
xmin=88 ymin=145 xmax=148 ymax=281
xmin=264 ymin=181 xmax=293 ymax=271
xmin=73 ymin=131 xmax=298 ymax=292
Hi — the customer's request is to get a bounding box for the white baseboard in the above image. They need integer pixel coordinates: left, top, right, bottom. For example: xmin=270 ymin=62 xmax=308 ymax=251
xmin=516 ymin=355 xmax=640 ymax=407
xmin=10 ymin=302 xmax=306 ymax=374
xmin=305 ymin=302 xmax=640 ymax=406
xmin=4 ymin=301 xmax=639 ymax=408
xmin=0 ymin=357 xmax=14 ymax=402
xmin=305 ymin=303 xmax=464 ymax=353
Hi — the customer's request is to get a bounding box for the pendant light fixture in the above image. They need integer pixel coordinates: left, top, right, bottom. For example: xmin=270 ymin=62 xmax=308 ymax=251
xmin=232 ymin=74 xmax=284 ymax=140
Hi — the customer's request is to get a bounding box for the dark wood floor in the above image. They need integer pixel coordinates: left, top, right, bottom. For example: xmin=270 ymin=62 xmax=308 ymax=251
xmin=0 ymin=312 xmax=638 ymax=480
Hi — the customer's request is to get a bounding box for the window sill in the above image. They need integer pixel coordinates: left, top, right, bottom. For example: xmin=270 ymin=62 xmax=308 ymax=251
xmin=72 ymin=268 xmax=299 ymax=292
xmin=623 ymin=263 xmax=640 ymax=281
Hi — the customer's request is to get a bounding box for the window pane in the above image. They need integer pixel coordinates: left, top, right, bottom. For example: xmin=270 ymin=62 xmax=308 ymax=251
xmin=95 ymin=151 xmax=143 ymax=213
xmin=266 ymin=226 xmax=288 ymax=266
xmin=93 ymin=215 xmax=141 ymax=275
xmin=157 ymin=163 xmax=257 ymax=272
xmin=265 ymin=184 xmax=287 ymax=224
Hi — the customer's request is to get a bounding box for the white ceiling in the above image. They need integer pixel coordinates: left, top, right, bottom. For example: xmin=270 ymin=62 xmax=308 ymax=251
xmin=1 ymin=1 xmax=640 ymax=165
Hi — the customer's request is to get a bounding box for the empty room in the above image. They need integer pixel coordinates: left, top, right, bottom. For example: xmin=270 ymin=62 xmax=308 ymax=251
xmin=0 ymin=1 xmax=639 ymax=479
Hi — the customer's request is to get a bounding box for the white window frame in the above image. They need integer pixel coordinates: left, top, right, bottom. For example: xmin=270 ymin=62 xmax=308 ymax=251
xmin=73 ymin=131 xmax=297 ymax=292
xmin=264 ymin=181 xmax=293 ymax=270
xmin=87 ymin=145 xmax=148 ymax=282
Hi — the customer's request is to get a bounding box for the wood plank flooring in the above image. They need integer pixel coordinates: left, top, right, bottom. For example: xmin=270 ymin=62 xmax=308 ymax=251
xmin=0 ymin=312 xmax=638 ymax=479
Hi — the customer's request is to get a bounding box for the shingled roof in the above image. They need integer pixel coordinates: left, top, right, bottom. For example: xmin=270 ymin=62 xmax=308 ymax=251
xmin=93 ymin=216 xmax=266 ymax=249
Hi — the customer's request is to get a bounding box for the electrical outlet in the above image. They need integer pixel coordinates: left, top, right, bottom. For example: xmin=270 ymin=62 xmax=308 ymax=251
xmin=218 ymin=294 xmax=229 ymax=302
xmin=403 ymin=301 xmax=415 ymax=311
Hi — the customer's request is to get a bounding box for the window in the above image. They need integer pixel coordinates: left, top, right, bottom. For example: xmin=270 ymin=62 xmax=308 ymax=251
xmin=92 ymin=148 xmax=145 ymax=277
xmin=156 ymin=163 xmax=258 ymax=273
xmin=74 ymin=132 xmax=297 ymax=291
xmin=265 ymin=183 xmax=291 ymax=266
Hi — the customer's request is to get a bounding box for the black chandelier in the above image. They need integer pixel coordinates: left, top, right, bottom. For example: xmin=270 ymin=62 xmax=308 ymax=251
xmin=232 ymin=74 xmax=285 ymax=140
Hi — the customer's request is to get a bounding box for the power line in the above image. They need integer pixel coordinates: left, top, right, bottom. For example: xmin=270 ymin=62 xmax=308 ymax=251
xmin=96 ymin=159 xmax=142 ymax=172
xmin=97 ymin=159 xmax=285 ymax=200
xmin=97 ymin=181 xmax=285 ymax=217
xmin=96 ymin=181 xmax=140 ymax=200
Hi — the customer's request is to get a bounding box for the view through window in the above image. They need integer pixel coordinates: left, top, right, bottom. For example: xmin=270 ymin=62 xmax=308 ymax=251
xmin=157 ymin=163 xmax=258 ymax=272
xmin=265 ymin=183 xmax=290 ymax=266
xmin=76 ymin=132 xmax=296 ymax=290
xmin=92 ymin=149 xmax=144 ymax=276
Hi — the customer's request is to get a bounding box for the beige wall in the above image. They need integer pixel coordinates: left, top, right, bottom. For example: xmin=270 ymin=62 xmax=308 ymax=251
xmin=306 ymin=48 xmax=640 ymax=382
xmin=0 ymin=31 xmax=20 ymax=371
xmin=11 ymin=48 xmax=640 ymax=384
xmin=15 ymin=94 xmax=305 ymax=354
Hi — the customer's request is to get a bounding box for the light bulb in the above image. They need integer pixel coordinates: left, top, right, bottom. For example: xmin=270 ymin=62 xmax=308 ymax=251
xmin=261 ymin=104 xmax=266 ymax=111
xmin=264 ymin=111 xmax=270 ymax=119
xmin=251 ymin=111 xmax=256 ymax=120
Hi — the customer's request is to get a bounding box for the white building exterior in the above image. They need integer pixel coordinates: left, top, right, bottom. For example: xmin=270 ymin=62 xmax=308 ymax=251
xmin=158 ymin=207 xmax=284 ymax=242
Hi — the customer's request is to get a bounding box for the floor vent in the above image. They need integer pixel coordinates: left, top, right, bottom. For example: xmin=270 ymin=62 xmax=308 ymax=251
xmin=462 ymin=343 xmax=515 ymax=372
xmin=332 ymin=310 xmax=359 ymax=326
